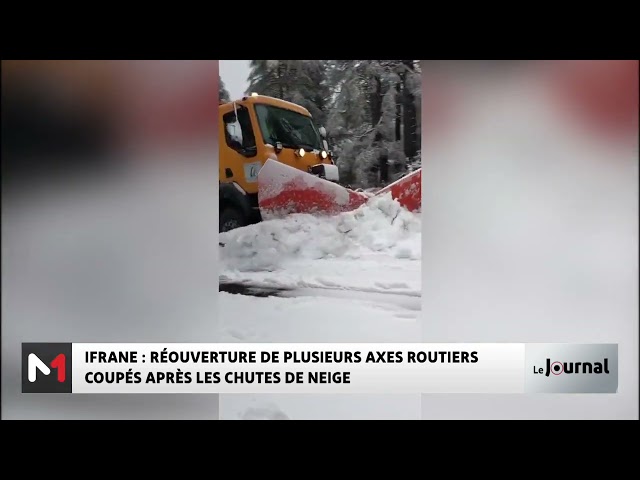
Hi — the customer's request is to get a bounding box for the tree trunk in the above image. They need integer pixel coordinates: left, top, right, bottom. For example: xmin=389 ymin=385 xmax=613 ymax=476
xmin=277 ymin=61 xmax=285 ymax=99
xmin=370 ymin=76 xmax=382 ymax=127
xmin=395 ymin=81 xmax=402 ymax=141
xmin=402 ymin=60 xmax=418 ymax=158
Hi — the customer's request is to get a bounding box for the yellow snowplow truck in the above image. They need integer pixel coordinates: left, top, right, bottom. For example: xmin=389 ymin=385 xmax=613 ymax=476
xmin=219 ymin=94 xmax=338 ymax=232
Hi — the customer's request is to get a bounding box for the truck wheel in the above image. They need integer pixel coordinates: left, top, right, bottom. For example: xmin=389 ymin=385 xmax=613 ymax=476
xmin=220 ymin=207 xmax=246 ymax=233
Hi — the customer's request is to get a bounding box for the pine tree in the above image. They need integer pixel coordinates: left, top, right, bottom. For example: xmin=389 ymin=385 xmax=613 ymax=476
xmin=219 ymin=76 xmax=230 ymax=103
xmin=246 ymin=60 xmax=330 ymax=125
xmin=243 ymin=59 xmax=422 ymax=188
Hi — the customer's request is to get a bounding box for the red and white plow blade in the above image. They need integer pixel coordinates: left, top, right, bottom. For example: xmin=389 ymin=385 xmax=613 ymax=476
xmin=257 ymin=159 xmax=369 ymax=220
xmin=257 ymin=159 xmax=422 ymax=220
xmin=374 ymin=168 xmax=422 ymax=212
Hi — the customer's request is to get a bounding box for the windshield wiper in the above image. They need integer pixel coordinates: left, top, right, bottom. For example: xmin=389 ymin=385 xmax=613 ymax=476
xmin=273 ymin=142 xmax=298 ymax=149
xmin=269 ymin=139 xmax=319 ymax=151
xmin=297 ymin=143 xmax=319 ymax=150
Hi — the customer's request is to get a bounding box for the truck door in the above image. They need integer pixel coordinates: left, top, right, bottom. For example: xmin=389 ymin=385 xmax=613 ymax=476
xmin=221 ymin=105 xmax=262 ymax=195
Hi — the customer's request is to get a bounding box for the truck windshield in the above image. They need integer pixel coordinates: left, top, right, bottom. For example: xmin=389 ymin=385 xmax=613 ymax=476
xmin=255 ymin=104 xmax=323 ymax=151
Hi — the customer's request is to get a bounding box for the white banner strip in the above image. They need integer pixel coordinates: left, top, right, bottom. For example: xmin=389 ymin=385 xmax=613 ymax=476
xmin=71 ymin=343 xmax=525 ymax=394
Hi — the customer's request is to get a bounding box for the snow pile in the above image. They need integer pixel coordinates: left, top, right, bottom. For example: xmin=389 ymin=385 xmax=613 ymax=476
xmin=218 ymin=183 xmax=421 ymax=421
xmin=219 ymin=193 xmax=420 ymax=273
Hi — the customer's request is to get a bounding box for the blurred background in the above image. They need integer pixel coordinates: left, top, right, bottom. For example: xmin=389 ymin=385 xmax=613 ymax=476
xmin=2 ymin=60 xmax=220 ymax=419
xmin=420 ymin=60 xmax=638 ymax=419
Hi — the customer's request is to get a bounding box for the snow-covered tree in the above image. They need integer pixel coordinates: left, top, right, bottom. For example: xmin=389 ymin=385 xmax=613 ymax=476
xmin=243 ymin=60 xmax=421 ymax=188
xmin=246 ymin=60 xmax=331 ymax=125
xmin=219 ymin=75 xmax=230 ymax=103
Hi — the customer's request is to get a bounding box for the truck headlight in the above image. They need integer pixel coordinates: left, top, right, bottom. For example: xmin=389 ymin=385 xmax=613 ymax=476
xmin=320 ymin=150 xmax=328 ymax=159
xmin=295 ymin=148 xmax=305 ymax=157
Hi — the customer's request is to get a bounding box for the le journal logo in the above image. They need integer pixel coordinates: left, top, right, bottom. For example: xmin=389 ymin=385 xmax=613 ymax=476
xmin=533 ymin=358 xmax=611 ymax=377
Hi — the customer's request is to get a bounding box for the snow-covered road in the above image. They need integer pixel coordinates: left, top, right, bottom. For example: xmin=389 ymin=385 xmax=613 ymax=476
xmin=217 ymin=194 xmax=422 ymax=419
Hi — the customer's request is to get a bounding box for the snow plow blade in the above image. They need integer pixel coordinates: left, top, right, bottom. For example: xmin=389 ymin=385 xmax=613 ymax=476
xmin=374 ymin=168 xmax=421 ymax=212
xmin=257 ymin=159 xmax=369 ymax=220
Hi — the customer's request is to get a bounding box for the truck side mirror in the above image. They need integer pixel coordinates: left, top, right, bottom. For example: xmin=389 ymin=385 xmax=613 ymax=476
xmin=322 ymin=139 xmax=329 ymax=152
xmin=318 ymin=126 xmax=327 ymax=138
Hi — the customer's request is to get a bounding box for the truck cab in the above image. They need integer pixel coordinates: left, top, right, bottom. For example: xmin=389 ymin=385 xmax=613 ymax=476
xmin=219 ymin=94 xmax=337 ymax=232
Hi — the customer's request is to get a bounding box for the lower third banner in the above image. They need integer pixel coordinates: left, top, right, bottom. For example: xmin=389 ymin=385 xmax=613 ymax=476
xmin=21 ymin=343 xmax=618 ymax=394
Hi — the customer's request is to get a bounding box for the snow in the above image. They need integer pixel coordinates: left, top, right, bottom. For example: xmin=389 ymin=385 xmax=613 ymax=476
xmin=321 ymin=163 xmax=340 ymax=182
xmin=218 ymin=193 xmax=421 ymax=419
xmin=258 ymin=159 xmax=351 ymax=209
xmin=221 ymin=193 xmax=419 ymax=274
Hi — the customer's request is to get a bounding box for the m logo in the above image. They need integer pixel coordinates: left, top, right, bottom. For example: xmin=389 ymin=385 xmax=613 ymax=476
xmin=22 ymin=343 xmax=73 ymax=393
xmin=28 ymin=353 xmax=66 ymax=383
